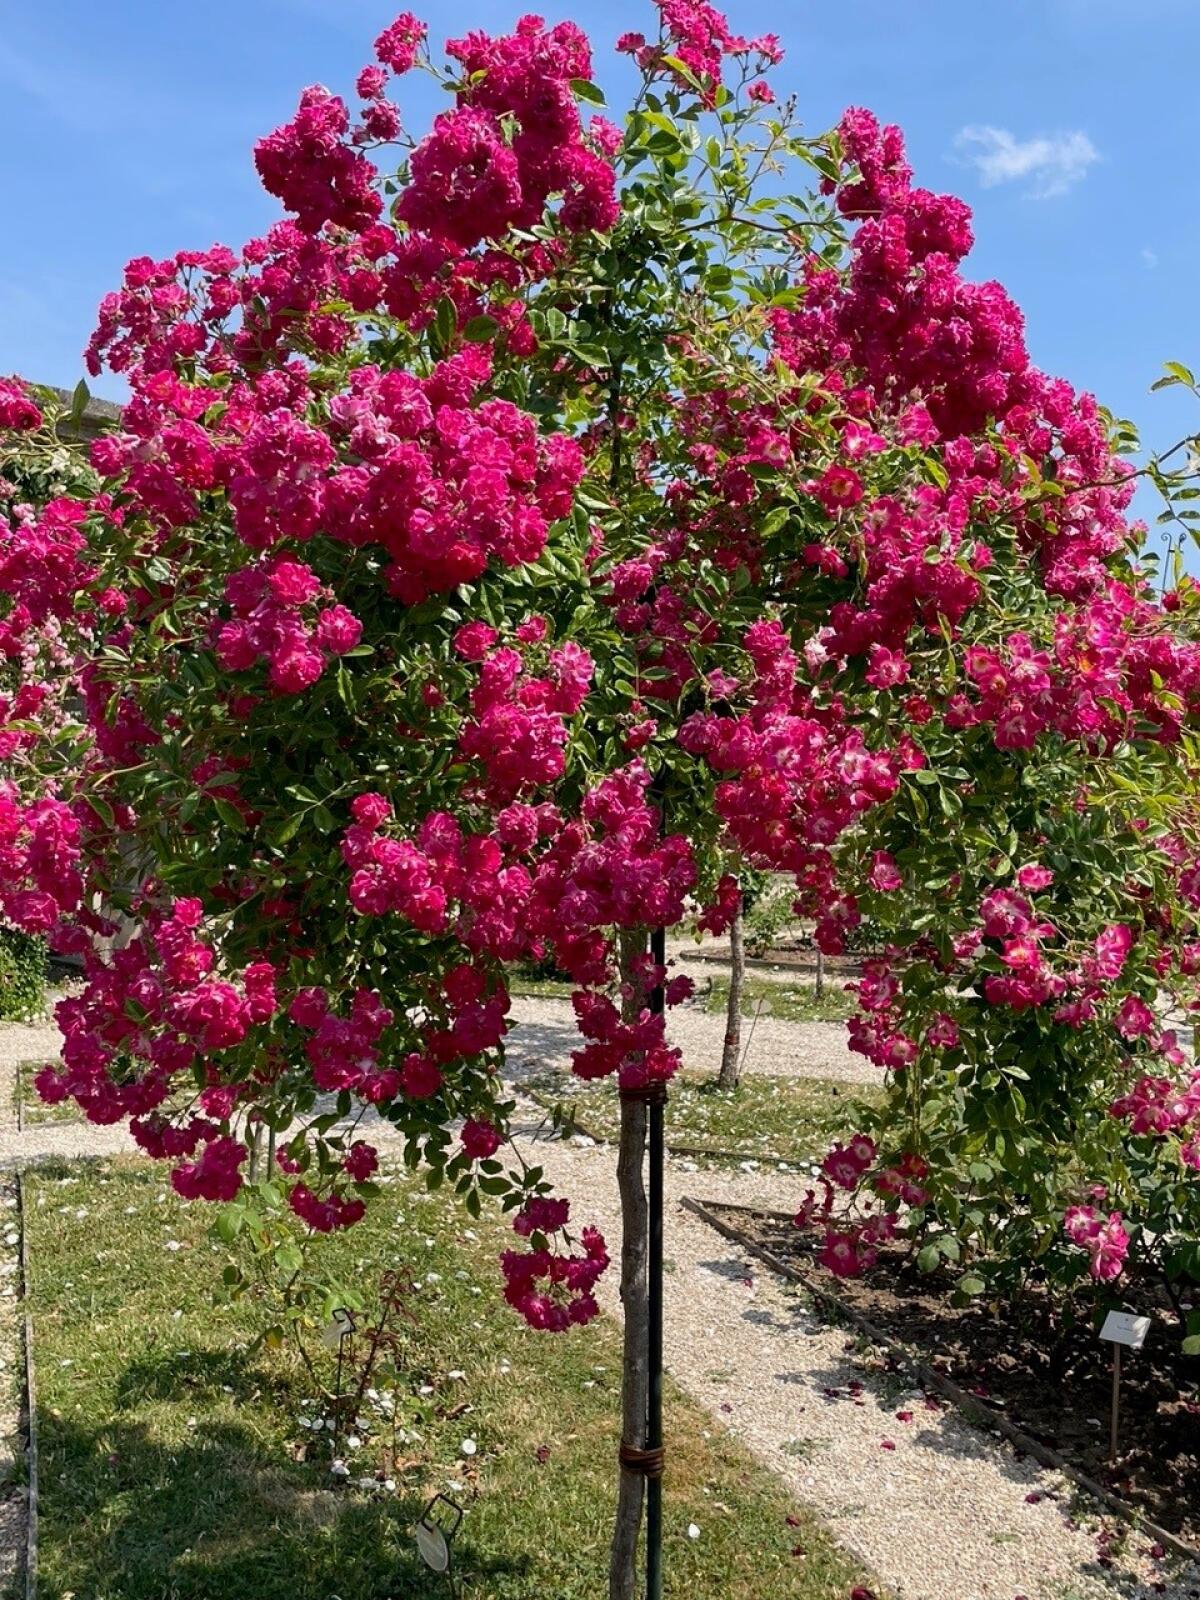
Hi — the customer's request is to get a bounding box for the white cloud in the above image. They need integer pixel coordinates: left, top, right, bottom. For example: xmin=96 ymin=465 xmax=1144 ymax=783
xmin=954 ymin=125 xmax=1099 ymax=199
xmin=1141 ymin=247 xmax=1160 ymax=269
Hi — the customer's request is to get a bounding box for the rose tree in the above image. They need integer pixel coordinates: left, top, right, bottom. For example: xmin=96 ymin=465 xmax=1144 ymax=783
xmin=4 ymin=3 xmax=1200 ymax=1595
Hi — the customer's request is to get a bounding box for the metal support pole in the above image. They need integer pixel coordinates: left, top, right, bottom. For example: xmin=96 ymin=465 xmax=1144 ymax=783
xmin=646 ymin=924 xmax=666 ymax=1600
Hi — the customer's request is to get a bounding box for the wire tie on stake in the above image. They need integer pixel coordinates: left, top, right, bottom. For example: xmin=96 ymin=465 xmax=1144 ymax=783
xmin=619 ymin=1441 xmax=665 ymax=1478
xmin=617 ymin=1082 xmax=668 ymax=1107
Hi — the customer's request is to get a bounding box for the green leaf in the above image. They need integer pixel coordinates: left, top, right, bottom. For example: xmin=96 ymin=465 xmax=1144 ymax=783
xmin=273 ymin=812 xmax=302 ymax=846
xmin=215 ymin=1208 xmax=244 ymax=1245
xmin=274 ymin=1242 xmax=304 ymax=1277
xmin=434 ymin=297 xmax=455 ymax=351
xmin=213 ymin=798 xmax=247 ymax=832
xmin=463 ymin=315 xmax=499 ymax=342
xmin=570 ymin=78 xmax=606 ymax=106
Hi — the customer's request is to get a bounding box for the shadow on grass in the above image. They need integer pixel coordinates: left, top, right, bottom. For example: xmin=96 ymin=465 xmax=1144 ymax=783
xmin=114 ymin=1344 xmax=270 ymax=1409
xmin=39 ymin=1395 xmax=528 ymax=1600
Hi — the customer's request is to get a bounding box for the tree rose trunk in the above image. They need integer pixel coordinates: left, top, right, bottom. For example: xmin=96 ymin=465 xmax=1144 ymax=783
xmin=610 ymin=930 xmax=649 ymax=1600
xmin=717 ymin=895 xmax=744 ymax=1090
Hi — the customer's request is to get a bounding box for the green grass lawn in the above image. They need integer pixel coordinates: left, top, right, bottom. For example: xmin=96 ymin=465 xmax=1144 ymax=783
xmin=507 ymin=974 xmax=576 ymax=1000
xmin=507 ymin=972 xmax=855 ymax=1026
xmin=26 ymin=1157 xmax=873 ymax=1600
xmin=704 ymin=976 xmax=855 ymax=1026
xmin=526 ymin=1069 xmax=880 ymax=1167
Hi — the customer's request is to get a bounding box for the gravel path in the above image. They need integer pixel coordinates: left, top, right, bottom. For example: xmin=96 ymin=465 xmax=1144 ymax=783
xmin=0 ymin=1020 xmax=131 ymax=1169
xmin=507 ymin=992 xmax=876 ymax=1085
xmin=0 ymin=1179 xmax=23 ymax=1589
xmin=2 ymin=1011 xmax=1197 ymax=1600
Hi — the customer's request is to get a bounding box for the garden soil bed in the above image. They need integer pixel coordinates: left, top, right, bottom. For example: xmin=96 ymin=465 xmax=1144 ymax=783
xmin=696 ymin=1200 xmax=1200 ymax=1547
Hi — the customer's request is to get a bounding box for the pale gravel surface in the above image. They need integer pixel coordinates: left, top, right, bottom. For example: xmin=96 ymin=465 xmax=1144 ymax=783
xmin=3 ymin=1012 xmax=1199 ymax=1600
xmin=507 ymin=991 xmax=876 ymax=1085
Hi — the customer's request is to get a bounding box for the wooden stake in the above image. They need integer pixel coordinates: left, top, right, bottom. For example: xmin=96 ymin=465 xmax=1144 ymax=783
xmin=1109 ymin=1342 xmax=1121 ymax=1462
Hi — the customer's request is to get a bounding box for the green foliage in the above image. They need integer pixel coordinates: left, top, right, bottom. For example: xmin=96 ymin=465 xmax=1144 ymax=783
xmin=740 ymin=874 xmax=798 ymax=956
xmin=0 ymin=383 xmax=102 ymax=502
xmin=837 ymin=918 xmax=887 ymax=956
xmin=842 ymin=708 xmax=1200 ymax=1318
xmin=0 ymin=925 xmax=45 ymax=1021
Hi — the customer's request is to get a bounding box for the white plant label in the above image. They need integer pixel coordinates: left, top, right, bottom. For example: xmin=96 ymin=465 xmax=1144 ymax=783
xmin=321 ymin=1307 xmax=357 ymax=1348
xmin=415 ymin=1520 xmax=450 ymax=1573
xmin=1099 ymin=1310 xmax=1150 ymax=1349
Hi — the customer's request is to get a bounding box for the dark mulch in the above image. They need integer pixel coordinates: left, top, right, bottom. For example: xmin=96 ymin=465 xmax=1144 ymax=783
xmin=707 ymin=1202 xmax=1200 ymax=1544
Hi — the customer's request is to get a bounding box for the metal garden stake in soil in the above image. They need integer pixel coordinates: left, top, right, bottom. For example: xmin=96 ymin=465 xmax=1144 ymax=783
xmin=616 ymin=921 xmax=669 ymax=1600
xmin=738 ymin=993 xmax=772 ymax=1078
xmin=619 ymin=774 xmax=669 ymax=1600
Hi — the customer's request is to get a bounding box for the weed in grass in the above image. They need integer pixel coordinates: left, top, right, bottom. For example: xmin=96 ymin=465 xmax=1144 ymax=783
xmin=780 ymin=1439 xmax=828 ymax=1460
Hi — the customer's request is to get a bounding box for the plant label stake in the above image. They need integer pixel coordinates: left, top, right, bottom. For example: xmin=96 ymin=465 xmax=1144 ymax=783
xmin=322 ymin=1305 xmax=357 ymax=1348
xmin=1099 ymin=1310 xmax=1150 ymax=1461
xmin=415 ymin=1492 xmax=463 ymax=1593
xmin=324 ymin=1306 xmax=357 ymax=1459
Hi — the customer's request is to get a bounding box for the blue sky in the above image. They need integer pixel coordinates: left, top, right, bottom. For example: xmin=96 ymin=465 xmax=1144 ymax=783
xmin=4 ymin=0 xmax=1198 ymax=530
